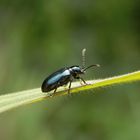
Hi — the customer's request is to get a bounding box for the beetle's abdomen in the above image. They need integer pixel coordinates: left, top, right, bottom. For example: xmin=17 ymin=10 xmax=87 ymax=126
xmin=41 ymin=80 xmax=58 ymax=92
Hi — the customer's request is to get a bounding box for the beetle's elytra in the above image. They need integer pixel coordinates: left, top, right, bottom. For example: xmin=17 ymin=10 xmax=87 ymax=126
xmin=41 ymin=49 xmax=100 ymax=95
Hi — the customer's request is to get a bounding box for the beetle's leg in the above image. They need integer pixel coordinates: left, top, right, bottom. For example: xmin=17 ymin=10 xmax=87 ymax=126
xmin=79 ymin=77 xmax=88 ymax=85
xmin=49 ymin=88 xmax=57 ymax=97
xmin=68 ymin=80 xmax=72 ymax=94
xmin=54 ymin=88 xmax=57 ymax=94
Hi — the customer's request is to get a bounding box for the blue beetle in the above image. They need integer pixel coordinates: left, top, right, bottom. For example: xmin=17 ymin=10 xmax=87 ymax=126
xmin=41 ymin=49 xmax=100 ymax=95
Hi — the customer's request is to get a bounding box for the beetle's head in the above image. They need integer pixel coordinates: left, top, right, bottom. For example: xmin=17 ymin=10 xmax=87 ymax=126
xmin=69 ymin=64 xmax=100 ymax=79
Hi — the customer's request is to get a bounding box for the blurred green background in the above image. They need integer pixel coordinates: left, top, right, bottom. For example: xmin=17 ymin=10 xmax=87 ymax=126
xmin=0 ymin=0 xmax=140 ymax=140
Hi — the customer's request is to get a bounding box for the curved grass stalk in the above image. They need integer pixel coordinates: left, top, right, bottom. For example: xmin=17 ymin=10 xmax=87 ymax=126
xmin=0 ymin=70 xmax=140 ymax=114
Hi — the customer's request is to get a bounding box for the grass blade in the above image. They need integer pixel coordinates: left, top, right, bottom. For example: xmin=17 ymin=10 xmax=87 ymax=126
xmin=0 ymin=70 xmax=140 ymax=113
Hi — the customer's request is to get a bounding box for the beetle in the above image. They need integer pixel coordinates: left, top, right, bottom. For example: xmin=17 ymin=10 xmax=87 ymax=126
xmin=41 ymin=48 xmax=100 ymax=95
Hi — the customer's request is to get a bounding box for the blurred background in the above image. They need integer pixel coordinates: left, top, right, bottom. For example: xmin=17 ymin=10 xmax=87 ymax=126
xmin=0 ymin=0 xmax=140 ymax=140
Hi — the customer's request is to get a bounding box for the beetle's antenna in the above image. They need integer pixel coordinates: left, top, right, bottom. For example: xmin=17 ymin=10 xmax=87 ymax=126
xmin=82 ymin=48 xmax=86 ymax=68
xmin=83 ymin=64 xmax=100 ymax=71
